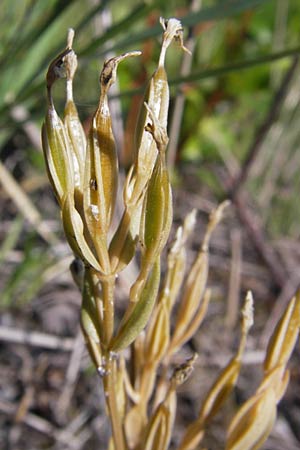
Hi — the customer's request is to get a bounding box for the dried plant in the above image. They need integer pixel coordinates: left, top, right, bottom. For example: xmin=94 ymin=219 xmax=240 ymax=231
xmin=42 ymin=18 xmax=300 ymax=450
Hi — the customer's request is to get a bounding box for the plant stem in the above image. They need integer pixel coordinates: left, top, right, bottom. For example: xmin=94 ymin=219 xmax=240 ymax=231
xmin=103 ymin=355 xmax=127 ymax=450
xmin=101 ymin=275 xmax=115 ymax=345
xmin=99 ymin=274 xmax=127 ymax=449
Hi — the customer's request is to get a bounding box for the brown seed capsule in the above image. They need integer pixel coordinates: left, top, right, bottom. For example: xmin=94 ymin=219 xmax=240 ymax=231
xmin=62 ymin=30 xmax=87 ymax=193
xmin=126 ymin=18 xmax=189 ymax=209
xmin=83 ymin=52 xmax=141 ymax=274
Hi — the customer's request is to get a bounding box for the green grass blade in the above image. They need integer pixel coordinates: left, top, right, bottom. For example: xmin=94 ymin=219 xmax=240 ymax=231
xmin=79 ymin=2 xmax=155 ymax=57
xmin=0 ymin=0 xmax=108 ymax=110
xmin=170 ymin=46 xmax=300 ymax=85
xmin=93 ymin=0 xmax=271 ymax=57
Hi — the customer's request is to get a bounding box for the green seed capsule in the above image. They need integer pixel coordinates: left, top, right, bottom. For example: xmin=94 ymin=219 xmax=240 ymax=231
xmin=42 ymin=105 xmax=74 ymax=206
xmin=139 ymin=103 xmax=173 ymax=272
xmin=142 ymin=152 xmax=172 ymax=265
xmin=109 ymin=259 xmax=160 ymax=352
xmin=62 ymin=193 xmax=102 ymax=272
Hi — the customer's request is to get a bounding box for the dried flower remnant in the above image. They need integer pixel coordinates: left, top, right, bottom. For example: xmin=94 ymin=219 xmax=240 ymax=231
xmin=41 ymin=18 xmax=299 ymax=450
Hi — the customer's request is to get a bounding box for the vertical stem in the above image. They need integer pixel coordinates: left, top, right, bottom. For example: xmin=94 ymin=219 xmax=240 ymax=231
xmin=101 ymin=275 xmax=115 ymax=345
xmin=103 ymin=356 xmax=127 ymax=450
xmin=99 ymin=274 xmax=127 ymax=449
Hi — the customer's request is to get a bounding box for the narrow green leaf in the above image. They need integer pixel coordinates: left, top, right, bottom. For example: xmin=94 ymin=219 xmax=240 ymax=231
xmin=170 ymin=47 xmax=300 ymax=85
xmin=0 ymin=0 xmax=107 ymax=108
xmin=93 ymin=0 xmax=270 ymax=57
xmin=79 ymin=2 xmax=155 ymax=57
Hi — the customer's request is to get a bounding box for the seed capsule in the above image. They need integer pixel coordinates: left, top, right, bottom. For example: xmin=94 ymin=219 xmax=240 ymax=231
xmin=61 ymin=193 xmax=102 ymax=271
xmin=83 ymin=52 xmax=141 ymax=274
xmin=62 ymin=30 xmax=87 ymax=194
xmin=138 ymin=104 xmax=172 ymax=279
xmin=125 ymin=17 xmax=189 ymax=207
xmin=42 ymin=46 xmax=74 ymax=206
xmin=109 ymin=259 xmax=160 ymax=352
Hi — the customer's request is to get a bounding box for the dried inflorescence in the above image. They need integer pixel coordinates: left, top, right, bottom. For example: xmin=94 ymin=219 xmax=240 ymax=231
xmin=42 ymin=18 xmax=300 ymax=450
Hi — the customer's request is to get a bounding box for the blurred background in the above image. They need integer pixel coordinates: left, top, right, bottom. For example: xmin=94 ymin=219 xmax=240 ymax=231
xmin=0 ymin=0 xmax=300 ymax=449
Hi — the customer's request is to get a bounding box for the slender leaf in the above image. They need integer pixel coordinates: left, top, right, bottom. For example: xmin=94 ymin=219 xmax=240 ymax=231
xmin=92 ymin=0 xmax=271 ymax=57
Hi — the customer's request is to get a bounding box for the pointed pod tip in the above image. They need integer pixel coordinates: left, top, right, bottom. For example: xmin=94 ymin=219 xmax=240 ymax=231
xmin=100 ymin=51 xmax=142 ymax=90
xmin=46 ymin=48 xmax=73 ymax=89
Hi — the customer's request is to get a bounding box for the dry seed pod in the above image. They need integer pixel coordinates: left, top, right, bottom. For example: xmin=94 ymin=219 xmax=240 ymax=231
xmin=110 ymin=98 xmax=171 ymax=277
xmin=42 ymin=35 xmax=105 ymax=272
xmin=108 ymin=204 xmax=140 ymax=273
xmin=144 ymin=355 xmax=198 ymax=450
xmin=169 ymin=202 xmax=229 ymax=353
xmin=200 ymin=293 xmax=253 ymax=421
xmin=264 ymin=291 xmax=300 ymax=373
xmin=63 ymin=30 xmax=86 ymax=192
xmin=169 ymin=289 xmax=211 ymax=357
xmin=83 ymin=52 xmax=141 ymax=274
xmin=142 ymin=390 xmax=176 ymax=450
xmin=179 ymin=293 xmax=253 ymax=450
xmin=170 ymin=248 xmax=208 ymax=349
xmin=125 ymin=404 xmax=146 ymax=449
xmin=226 ymin=388 xmax=277 ymax=450
xmin=159 ymin=210 xmax=197 ymax=313
xmin=226 ymin=294 xmax=299 ymax=450
xmin=127 ymin=17 xmax=189 ymax=206
xmin=179 ymin=359 xmax=242 ymax=450
xmin=112 ymin=19 xmax=188 ymax=273
xmin=42 ymin=47 xmax=75 ymax=205
xmin=109 ymin=259 xmax=160 ymax=352
xmin=42 ymin=107 xmax=73 ymax=205
xmin=61 ymin=193 xmax=102 ymax=271
xmin=226 ymin=366 xmax=290 ymax=450
xmin=135 ymin=17 xmax=189 ymax=160
xmin=145 ymin=301 xmax=170 ymax=365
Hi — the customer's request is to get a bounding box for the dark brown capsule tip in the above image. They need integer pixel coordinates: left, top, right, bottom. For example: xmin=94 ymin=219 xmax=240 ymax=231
xmin=46 ymin=48 xmax=73 ymax=89
xmin=100 ymin=58 xmax=116 ymax=87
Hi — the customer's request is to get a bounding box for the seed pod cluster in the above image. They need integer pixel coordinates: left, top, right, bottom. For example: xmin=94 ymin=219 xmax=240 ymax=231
xmin=42 ymin=31 xmax=140 ymax=275
xmin=41 ymin=18 xmax=299 ymax=450
xmin=109 ymin=18 xmax=190 ymax=277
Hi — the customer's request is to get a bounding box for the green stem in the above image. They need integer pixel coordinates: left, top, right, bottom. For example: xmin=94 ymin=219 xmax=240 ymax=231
xmin=103 ymin=355 xmax=127 ymax=450
xmin=85 ymin=271 xmax=125 ymax=449
xmin=101 ymin=275 xmax=115 ymax=346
